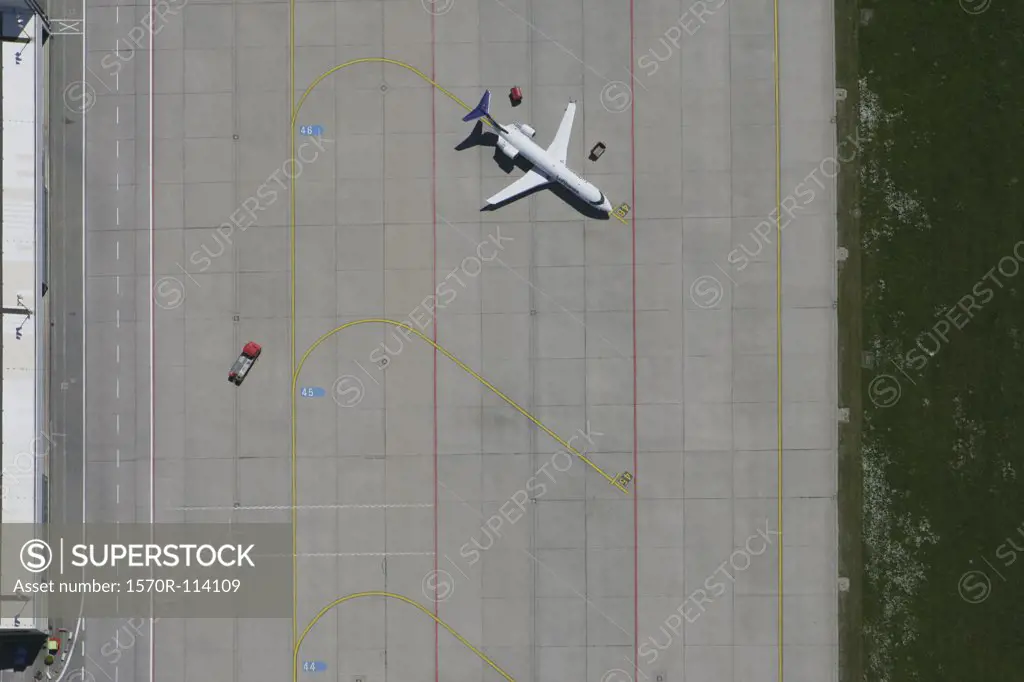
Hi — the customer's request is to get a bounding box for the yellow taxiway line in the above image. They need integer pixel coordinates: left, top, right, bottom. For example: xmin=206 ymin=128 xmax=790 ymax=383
xmin=293 ymin=319 xmax=630 ymax=494
xmin=287 ymin=54 xmax=633 ymax=655
xmin=293 ymin=592 xmax=515 ymax=682
xmin=292 ymin=57 xmax=631 ymax=222
xmin=283 ymin=42 xmax=786 ymax=681
xmin=773 ymin=0 xmax=785 ymax=678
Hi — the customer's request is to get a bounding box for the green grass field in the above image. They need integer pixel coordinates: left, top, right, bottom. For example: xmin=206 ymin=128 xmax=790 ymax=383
xmin=842 ymin=0 xmax=1024 ymax=679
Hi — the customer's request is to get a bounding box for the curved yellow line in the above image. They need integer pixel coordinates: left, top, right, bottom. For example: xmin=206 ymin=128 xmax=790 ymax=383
xmin=285 ymin=54 xmax=629 ymax=671
xmin=290 ymin=57 xmax=476 ymax=128
xmin=293 ymin=592 xmax=515 ymax=682
xmin=293 ymin=319 xmax=627 ymax=492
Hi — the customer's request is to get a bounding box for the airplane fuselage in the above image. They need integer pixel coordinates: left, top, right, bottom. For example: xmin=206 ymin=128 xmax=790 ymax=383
xmin=497 ymin=124 xmax=612 ymax=213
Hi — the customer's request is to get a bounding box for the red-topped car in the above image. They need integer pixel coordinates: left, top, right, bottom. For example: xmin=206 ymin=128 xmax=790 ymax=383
xmin=228 ymin=341 xmax=262 ymax=386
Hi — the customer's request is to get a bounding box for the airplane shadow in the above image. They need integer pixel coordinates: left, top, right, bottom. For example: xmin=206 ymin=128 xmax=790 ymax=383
xmin=455 ymin=121 xmax=611 ymax=221
xmin=455 ymin=120 xmax=528 ymax=174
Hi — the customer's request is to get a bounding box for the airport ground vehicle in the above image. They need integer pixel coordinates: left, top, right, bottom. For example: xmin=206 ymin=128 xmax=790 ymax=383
xmin=228 ymin=342 xmax=262 ymax=386
xmin=509 ymin=86 xmax=523 ymax=106
xmin=589 ymin=141 xmax=606 ymax=161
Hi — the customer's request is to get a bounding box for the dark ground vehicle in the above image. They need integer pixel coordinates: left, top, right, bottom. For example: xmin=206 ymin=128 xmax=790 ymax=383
xmin=589 ymin=141 xmax=606 ymax=161
xmin=228 ymin=341 xmax=262 ymax=386
xmin=509 ymin=86 xmax=523 ymax=106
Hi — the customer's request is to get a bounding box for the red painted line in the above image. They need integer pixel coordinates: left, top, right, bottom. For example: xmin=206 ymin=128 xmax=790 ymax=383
xmin=628 ymin=0 xmax=639 ymax=674
xmin=148 ymin=1 xmax=158 ymax=678
xmin=430 ymin=10 xmax=440 ymax=682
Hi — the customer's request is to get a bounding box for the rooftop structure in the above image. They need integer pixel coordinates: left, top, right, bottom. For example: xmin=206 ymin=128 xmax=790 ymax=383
xmin=1 ymin=9 xmax=50 ymax=667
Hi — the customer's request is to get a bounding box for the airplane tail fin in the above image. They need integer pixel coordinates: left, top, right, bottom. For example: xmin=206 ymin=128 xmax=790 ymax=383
xmin=462 ymin=90 xmax=492 ymax=122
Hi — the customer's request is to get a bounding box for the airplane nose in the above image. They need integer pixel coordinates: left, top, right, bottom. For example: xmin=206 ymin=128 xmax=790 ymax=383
xmin=602 ymin=199 xmax=613 ymax=213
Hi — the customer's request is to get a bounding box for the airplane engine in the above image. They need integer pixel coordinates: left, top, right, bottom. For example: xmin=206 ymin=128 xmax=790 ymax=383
xmin=497 ymin=137 xmax=520 ymax=160
xmin=519 ymin=124 xmax=536 ymax=137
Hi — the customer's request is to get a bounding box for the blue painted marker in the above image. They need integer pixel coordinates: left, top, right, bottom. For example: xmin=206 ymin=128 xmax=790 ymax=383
xmin=302 ymin=661 xmax=327 ymax=673
xmin=300 ymin=387 xmax=325 ymax=398
xmin=299 ymin=125 xmax=324 ymax=136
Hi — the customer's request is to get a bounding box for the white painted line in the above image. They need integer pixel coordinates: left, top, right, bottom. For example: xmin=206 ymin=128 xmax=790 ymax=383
xmin=116 ymin=449 xmax=120 ymax=467
xmin=116 ymin=414 xmax=120 ymax=434
xmin=173 ymin=503 xmax=435 ymax=511
xmin=116 ymin=140 xmax=119 ymax=158
xmin=116 ymin=275 xmax=120 ymax=294
xmin=116 ymin=206 xmax=119 ymax=225
xmin=114 ymin=71 xmax=118 ymax=91
xmin=116 ymin=485 xmax=119 ymax=503
xmin=115 ymin=378 xmax=119 ymax=398
xmin=73 ymin=653 xmax=108 ymax=682
xmin=79 ymin=658 xmax=110 ymax=682
xmin=116 ymin=345 xmax=120 ymax=363
xmin=116 ymin=106 xmax=119 ymax=125
xmin=115 ymin=172 xmax=119 ymax=190
xmin=115 ymin=6 xmax=119 ymax=22
xmin=116 ymin=309 xmax=120 ymax=328
xmin=115 ymin=240 xmax=119 ymax=259
xmin=78 ymin=0 xmax=90 ymax=669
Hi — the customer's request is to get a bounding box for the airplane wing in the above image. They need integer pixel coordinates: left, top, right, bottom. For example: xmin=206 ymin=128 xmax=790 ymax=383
xmin=485 ymin=169 xmax=550 ymax=206
xmin=545 ymin=101 xmax=576 ymax=164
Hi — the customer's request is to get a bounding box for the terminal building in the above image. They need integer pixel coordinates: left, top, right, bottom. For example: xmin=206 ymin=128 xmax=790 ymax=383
xmin=1 ymin=0 xmax=51 ymax=669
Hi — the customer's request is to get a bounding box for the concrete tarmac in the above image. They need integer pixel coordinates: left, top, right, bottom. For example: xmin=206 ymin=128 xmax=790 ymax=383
xmin=45 ymin=0 xmax=156 ymax=675
xmin=56 ymin=0 xmax=838 ymax=678
xmin=43 ymin=0 xmax=99 ymax=668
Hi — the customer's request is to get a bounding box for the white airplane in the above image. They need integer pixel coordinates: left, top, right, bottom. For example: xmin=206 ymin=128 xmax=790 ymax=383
xmin=462 ymin=90 xmax=613 ymax=214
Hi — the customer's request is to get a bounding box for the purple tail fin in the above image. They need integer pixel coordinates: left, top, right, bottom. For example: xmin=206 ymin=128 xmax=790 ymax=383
xmin=462 ymin=90 xmax=492 ymax=122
